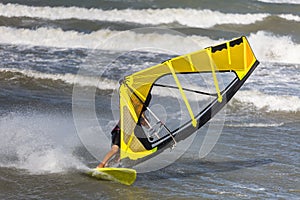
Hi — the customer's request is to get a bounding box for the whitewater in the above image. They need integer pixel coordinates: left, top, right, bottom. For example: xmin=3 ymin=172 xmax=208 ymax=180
xmin=0 ymin=1 xmax=299 ymax=199
xmin=0 ymin=27 xmax=299 ymax=64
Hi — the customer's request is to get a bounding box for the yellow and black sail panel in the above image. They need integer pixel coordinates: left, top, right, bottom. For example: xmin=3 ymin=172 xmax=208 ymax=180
xmin=119 ymin=36 xmax=259 ymax=162
xmin=120 ymin=82 xmax=157 ymax=160
xmin=207 ymin=36 xmax=257 ymax=79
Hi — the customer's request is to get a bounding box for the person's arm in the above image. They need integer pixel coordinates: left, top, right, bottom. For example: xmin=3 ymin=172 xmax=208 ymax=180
xmin=140 ymin=113 xmax=150 ymax=128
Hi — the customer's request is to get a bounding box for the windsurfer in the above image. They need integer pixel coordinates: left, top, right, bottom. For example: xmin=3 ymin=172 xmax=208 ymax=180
xmin=97 ymin=114 xmax=150 ymax=168
xmin=97 ymin=122 xmax=121 ymax=168
xmin=97 ymin=94 xmax=151 ymax=168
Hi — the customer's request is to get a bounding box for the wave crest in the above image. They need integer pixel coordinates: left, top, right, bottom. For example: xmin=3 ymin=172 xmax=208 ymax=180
xmin=0 ymin=3 xmax=270 ymax=28
xmin=231 ymin=90 xmax=300 ymax=113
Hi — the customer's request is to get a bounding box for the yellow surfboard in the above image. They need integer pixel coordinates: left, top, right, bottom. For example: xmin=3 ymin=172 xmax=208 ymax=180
xmin=87 ymin=167 xmax=137 ymax=186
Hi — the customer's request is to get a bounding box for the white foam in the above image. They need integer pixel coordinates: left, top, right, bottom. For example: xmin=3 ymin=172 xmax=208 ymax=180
xmin=279 ymin=14 xmax=300 ymax=22
xmin=0 ymin=26 xmax=112 ymax=49
xmin=0 ymin=68 xmax=118 ymax=90
xmin=19 ymin=147 xmax=88 ymax=174
xmin=227 ymin=122 xmax=284 ymax=127
xmin=0 ymin=3 xmax=269 ymax=28
xmin=248 ymin=31 xmax=300 ymax=64
xmin=0 ymin=26 xmax=215 ymax=54
xmin=0 ymin=27 xmax=299 ymax=64
xmin=232 ymin=90 xmax=300 ymax=113
xmin=257 ymin=0 xmax=300 ymax=4
xmin=0 ymin=112 xmax=88 ymax=174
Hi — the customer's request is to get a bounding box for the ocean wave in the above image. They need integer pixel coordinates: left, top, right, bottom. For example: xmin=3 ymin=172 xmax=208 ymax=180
xmin=0 ymin=26 xmax=217 ymax=54
xmin=0 ymin=26 xmax=111 ymax=50
xmin=226 ymin=122 xmax=284 ymax=128
xmin=0 ymin=3 xmax=270 ymax=28
xmin=0 ymin=68 xmax=118 ymax=90
xmin=279 ymin=14 xmax=300 ymax=22
xmin=248 ymin=31 xmax=300 ymax=64
xmin=1 ymin=68 xmax=299 ymax=114
xmin=257 ymin=0 xmax=300 ymax=4
xmin=231 ymin=90 xmax=300 ymax=113
xmin=1 ymin=26 xmax=299 ymax=64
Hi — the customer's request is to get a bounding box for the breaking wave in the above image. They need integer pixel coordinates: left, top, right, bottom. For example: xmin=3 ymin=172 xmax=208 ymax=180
xmin=0 ymin=26 xmax=299 ymax=64
xmin=0 ymin=3 xmax=270 ymax=28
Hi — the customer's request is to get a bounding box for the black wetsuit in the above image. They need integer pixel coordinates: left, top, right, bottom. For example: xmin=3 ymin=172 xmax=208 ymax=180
xmin=111 ymin=124 xmax=120 ymax=147
xmin=111 ymin=94 xmax=152 ymax=148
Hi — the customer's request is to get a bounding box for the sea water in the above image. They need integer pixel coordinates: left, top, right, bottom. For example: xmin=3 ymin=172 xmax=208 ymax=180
xmin=0 ymin=0 xmax=299 ymax=199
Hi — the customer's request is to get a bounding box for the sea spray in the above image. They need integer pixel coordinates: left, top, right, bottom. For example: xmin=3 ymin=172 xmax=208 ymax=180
xmin=0 ymin=112 xmax=88 ymax=174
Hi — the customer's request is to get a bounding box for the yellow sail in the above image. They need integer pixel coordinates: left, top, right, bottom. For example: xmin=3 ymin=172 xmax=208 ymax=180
xmin=119 ymin=36 xmax=258 ymax=160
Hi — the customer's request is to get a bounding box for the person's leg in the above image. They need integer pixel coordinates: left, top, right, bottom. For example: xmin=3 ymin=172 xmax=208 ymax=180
xmin=97 ymin=145 xmax=119 ymax=168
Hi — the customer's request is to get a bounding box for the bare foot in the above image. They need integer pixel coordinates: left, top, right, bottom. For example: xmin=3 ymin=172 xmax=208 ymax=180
xmin=97 ymin=162 xmax=105 ymax=168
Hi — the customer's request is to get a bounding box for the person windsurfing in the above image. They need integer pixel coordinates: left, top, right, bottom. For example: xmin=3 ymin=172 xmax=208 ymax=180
xmin=97 ymin=122 xmax=121 ymax=168
xmin=97 ymin=94 xmax=152 ymax=168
